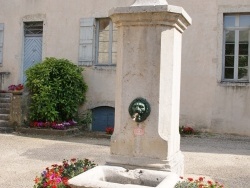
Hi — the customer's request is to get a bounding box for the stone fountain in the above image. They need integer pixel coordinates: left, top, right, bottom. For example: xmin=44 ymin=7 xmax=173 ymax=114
xmin=69 ymin=0 xmax=191 ymax=187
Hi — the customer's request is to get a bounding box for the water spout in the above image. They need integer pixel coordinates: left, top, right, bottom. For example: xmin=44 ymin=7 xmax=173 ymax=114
xmin=132 ymin=113 xmax=139 ymax=121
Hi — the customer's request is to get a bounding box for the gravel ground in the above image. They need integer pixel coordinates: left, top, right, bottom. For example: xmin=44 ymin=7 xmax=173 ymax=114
xmin=0 ymin=132 xmax=249 ymax=188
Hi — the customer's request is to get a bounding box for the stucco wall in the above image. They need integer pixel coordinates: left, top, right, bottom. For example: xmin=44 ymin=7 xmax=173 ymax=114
xmin=168 ymin=0 xmax=250 ymax=135
xmin=0 ymin=0 xmax=249 ymax=135
xmin=0 ymin=0 xmax=134 ymax=108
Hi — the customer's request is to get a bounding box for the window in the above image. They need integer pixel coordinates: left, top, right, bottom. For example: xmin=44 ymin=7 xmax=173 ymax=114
xmin=78 ymin=18 xmax=117 ymax=66
xmin=0 ymin=23 xmax=4 ymax=65
xmin=24 ymin=22 xmax=43 ymax=36
xmin=223 ymin=14 xmax=250 ymax=82
xmin=95 ymin=18 xmax=117 ymax=65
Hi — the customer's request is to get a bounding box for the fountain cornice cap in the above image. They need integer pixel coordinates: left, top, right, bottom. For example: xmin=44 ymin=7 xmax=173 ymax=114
xmin=109 ymin=4 xmax=192 ymax=33
xmin=131 ymin=0 xmax=168 ymax=6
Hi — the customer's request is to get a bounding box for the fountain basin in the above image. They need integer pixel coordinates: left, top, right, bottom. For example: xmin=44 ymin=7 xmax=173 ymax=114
xmin=68 ymin=166 xmax=180 ymax=188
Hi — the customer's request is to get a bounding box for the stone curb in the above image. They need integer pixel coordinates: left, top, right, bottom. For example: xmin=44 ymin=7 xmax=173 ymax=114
xmin=16 ymin=127 xmax=81 ymax=136
xmin=15 ymin=127 xmax=112 ymax=138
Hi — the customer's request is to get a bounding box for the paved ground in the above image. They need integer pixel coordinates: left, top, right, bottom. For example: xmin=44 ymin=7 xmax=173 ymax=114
xmin=0 ymin=132 xmax=249 ymax=188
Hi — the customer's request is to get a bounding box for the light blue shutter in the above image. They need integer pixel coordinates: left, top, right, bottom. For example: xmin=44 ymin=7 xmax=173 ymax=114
xmin=0 ymin=23 xmax=4 ymax=65
xmin=79 ymin=18 xmax=95 ymax=66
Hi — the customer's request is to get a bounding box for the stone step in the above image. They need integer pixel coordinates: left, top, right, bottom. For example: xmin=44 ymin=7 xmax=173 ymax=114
xmin=0 ymin=93 xmax=12 ymax=98
xmin=0 ymin=126 xmax=14 ymax=133
xmin=0 ymin=120 xmax=10 ymax=127
xmin=0 ymin=98 xmax=11 ymax=103
xmin=0 ymin=120 xmax=13 ymax=133
xmin=0 ymin=114 xmax=9 ymax=120
xmin=0 ymin=93 xmax=12 ymax=133
xmin=0 ymin=108 xmax=10 ymax=114
xmin=0 ymin=103 xmax=10 ymax=108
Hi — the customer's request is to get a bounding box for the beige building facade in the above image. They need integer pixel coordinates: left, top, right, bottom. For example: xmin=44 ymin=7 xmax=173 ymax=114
xmin=0 ymin=0 xmax=249 ymax=136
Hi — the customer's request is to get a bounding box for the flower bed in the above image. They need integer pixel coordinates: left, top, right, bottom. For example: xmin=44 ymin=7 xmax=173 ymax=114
xmin=34 ymin=158 xmax=96 ymax=188
xmin=175 ymin=177 xmax=224 ymax=188
xmin=30 ymin=120 xmax=77 ymax=130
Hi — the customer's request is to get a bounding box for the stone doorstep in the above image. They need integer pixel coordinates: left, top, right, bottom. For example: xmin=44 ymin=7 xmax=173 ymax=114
xmin=0 ymin=98 xmax=11 ymax=103
xmin=0 ymin=120 xmax=10 ymax=126
xmin=0 ymin=120 xmax=14 ymax=133
xmin=0 ymin=114 xmax=9 ymax=120
xmin=0 ymin=93 xmax=12 ymax=97
xmin=0 ymin=108 xmax=10 ymax=114
xmin=0 ymin=126 xmax=14 ymax=133
xmin=0 ymin=103 xmax=10 ymax=108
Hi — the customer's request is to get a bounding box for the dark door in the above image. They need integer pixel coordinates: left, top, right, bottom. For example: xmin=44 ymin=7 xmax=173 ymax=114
xmin=92 ymin=106 xmax=115 ymax=131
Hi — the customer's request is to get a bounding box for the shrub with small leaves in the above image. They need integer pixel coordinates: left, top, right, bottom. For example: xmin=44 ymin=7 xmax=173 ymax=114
xmin=26 ymin=57 xmax=88 ymax=122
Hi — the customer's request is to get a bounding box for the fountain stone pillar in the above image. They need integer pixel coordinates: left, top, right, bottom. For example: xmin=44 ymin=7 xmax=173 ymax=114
xmin=107 ymin=1 xmax=191 ymax=175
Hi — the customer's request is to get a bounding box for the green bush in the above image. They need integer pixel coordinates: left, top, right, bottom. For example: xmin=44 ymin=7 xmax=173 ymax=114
xmin=75 ymin=110 xmax=92 ymax=130
xmin=26 ymin=57 xmax=88 ymax=122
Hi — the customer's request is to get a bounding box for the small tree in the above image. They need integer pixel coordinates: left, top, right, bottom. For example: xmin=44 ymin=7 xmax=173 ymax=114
xmin=26 ymin=57 xmax=88 ymax=122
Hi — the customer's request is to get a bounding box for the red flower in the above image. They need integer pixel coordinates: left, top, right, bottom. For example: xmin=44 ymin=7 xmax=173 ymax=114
xmin=32 ymin=121 xmax=38 ymax=127
xmin=207 ymin=180 xmax=212 ymax=184
xmin=105 ymin=127 xmax=114 ymax=134
xmin=199 ymin=177 xmax=204 ymax=181
xmin=62 ymin=177 xmax=69 ymax=185
xmin=43 ymin=182 xmax=48 ymax=187
xmin=34 ymin=177 xmax=40 ymax=184
xmin=15 ymin=84 xmax=24 ymax=90
xmin=8 ymin=84 xmax=23 ymax=91
xmin=188 ymin=177 xmax=194 ymax=181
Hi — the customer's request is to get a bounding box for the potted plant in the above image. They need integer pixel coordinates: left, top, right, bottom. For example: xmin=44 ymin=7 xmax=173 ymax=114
xmin=8 ymin=84 xmax=24 ymax=94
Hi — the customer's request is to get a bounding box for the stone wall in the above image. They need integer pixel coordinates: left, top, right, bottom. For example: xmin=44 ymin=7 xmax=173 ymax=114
xmin=9 ymin=92 xmax=23 ymax=128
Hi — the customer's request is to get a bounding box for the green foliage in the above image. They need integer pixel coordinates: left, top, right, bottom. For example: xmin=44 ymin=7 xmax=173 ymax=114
xmin=62 ymin=158 xmax=96 ymax=178
xmin=34 ymin=158 xmax=96 ymax=188
xmin=26 ymin=57 xmax=88 ymax=122
xmin=75 ymin=110 xmax=92 ymax=130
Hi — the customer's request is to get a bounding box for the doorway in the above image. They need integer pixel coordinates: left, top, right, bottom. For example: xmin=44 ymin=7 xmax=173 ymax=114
xmin=92 ymin=106 xmax=115 ymax=132
xmin=23 ymin=22 xmax=43 ymax=82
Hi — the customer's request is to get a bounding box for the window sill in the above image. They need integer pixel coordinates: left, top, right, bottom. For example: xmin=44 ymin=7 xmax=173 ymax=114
xmin=219 ymin=81 xmax=249 ymax=87
xmin=94 ymin=64 xmax=116 ymax=67
xmin=93 ymin=64 xmax=116 ymax=71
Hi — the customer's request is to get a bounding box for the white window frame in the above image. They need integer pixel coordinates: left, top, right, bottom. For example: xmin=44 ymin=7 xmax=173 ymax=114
xmin=95 ymin=18 xmax=116 ymax=66
xmin=222 ymin=14 xmax=250 ymax=82
xmin=78 ymin=17 xmax=117 ymax=67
